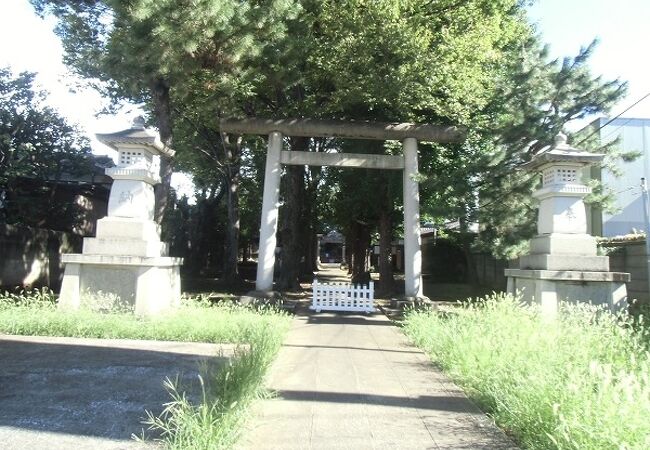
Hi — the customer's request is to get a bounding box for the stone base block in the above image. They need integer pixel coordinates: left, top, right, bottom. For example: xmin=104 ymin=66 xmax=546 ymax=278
xmin=505 ymin=268 xmax=630 ymax=316
xmin=530 ymin=233 xmax=597 ymax=256
xmin=243 ymin=290 xmax=282 ymax=300
xmin=58 ymin=254 xmax=183 ymax=317
xmin=240 ymin=290 xmax=285 ymax=308
xmin=95 ymin=217 xmax=160 ymax=240
xmin=390 ymin=296 xmax=431 ymax=309
xmin=83 ymin=237 xmax=168 ymax=257
xmin=519 ymin=254 xmax=609 ymax=271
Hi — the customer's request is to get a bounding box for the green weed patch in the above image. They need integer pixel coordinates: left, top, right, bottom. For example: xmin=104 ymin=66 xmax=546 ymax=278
xmin=402 ymin=293 xmax=650 ymax=450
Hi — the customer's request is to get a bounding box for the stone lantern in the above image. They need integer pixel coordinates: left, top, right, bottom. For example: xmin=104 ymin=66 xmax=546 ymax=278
xmin=58 ymin=117 xmax=183 ymax=316
xmin=505 ymin=133 xmax=629 ymax=314
xmin=105 ymin=116 xmax=164 ymax=222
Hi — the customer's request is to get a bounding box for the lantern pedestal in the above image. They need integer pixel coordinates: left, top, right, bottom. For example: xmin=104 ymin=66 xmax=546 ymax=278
xmin=59 ymin=254 xmax=182 ymax=316
xmin=505 ymin=133 xmax=630 ymax=316
xmin=58 ymin=118 xmax=182 ymax=316
xmin=505 ymin=269 xmax=629 ymax=315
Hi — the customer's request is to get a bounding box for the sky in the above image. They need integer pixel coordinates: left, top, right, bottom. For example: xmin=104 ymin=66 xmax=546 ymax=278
xmin=0 ymin=1 xmax=134 ymax=152
xmin=527 ymin=0 xmax=650 ymax=127
xmin=0 ymin=0 xmax=649 ymax=149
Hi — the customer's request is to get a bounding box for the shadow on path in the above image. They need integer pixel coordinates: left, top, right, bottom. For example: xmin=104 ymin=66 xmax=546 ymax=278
xmin=282 ymin=343 xmax=420 ymax=354
xmin=304 ymin=313 xmax=394 ymax=326
xmin=276 ymin=389 xmax=483 ymax=413
xmin=238 ymin=297 xmax=517 ymax=450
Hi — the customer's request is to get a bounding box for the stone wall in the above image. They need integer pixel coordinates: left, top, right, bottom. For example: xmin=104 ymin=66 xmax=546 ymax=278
xmin=421 ymin=234 xmax=510 ymax=290
xmin=0 ymin=224 xmax=82 ymax=291
xmin=601 ymin=240 xmax=649 ymax=305
xmin=422 ymin=234 xmax=650 ymax=304
xmin=473 ymin=240 xmax=649 ymax=305
xmin=471 ymin=253 xmax=510 ymax=290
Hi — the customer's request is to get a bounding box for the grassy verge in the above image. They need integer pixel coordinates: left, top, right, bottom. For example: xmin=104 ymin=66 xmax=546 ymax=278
xmin=0 ymin=289 xmax=291 ymax=449
xmin=402 ymin=293 xmax=650 ymax=450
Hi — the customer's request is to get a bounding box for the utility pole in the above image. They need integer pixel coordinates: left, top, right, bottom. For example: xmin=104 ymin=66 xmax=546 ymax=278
xmin=642 ymin=178 xmax=650 ymax=301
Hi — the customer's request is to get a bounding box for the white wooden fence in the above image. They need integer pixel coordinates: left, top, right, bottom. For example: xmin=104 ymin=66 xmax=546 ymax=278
xmin=310 ymin=280 xmax=375 ymax=313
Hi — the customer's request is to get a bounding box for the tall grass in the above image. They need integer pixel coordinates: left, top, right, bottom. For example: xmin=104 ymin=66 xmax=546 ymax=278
xmin=0 ymin=289 xmax=291 ymax=449
xmin=143 ymin=326 xmax=285 ymax=449
xmin=0 ymin=289 xmax=284 ymax=344
xmin=402 ymin=293 xmax=650 ymax=450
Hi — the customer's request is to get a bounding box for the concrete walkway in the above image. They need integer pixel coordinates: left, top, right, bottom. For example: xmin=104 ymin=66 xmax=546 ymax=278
xmin=313 ymin=262 xmax=351 ymax=283
xmin=238 ymin=308 xmax=516 ymax=449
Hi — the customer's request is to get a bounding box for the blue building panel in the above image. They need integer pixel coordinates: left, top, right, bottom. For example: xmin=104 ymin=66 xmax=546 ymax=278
xmin=595 ymin=117 xmax=650 ymax=236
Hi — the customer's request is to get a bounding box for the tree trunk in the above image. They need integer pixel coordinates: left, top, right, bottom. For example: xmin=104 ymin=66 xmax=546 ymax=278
xmin=190 ymin=196 xmax=210 ymax=274
xmin=344 ymin=226 xmax=353 ymax=273
xmin=301 ymin=225 xmax=315 ymax=280
xmin=150 ymin=77 xmax=173 ymax=225
xmin=300 ymin=175 xmax=317 ymax=280
xmin=310 ymin=231 xmax=319 ymax=272
xmin=223 ymin=166 xmax=240 ymax=281
xmin=277 ymin=137 xmax=308 ymax=291
xmin=378 ymin=205 xmax=395 ymax=294
xmin=459 ymin=212 xmax=479 ymax=285
xmin=189 ymin=184 xmax=225 ymax=275
xmin=351 ymin=221 xmax=371 ymax=284
xmin=223 ymin=136 xmax=241 ymax=282
xmin=306 ymin=165 xmax=322 ymax=275
xmin=242 ymin=238 xmax=250 ymax=262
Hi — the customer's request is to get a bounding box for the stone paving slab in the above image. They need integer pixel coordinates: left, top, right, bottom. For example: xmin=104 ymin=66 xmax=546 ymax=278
xmin=0 ymin=335 xmax=234 ymax=450
xmin=238 ymin=310 xmax=517 ymax=450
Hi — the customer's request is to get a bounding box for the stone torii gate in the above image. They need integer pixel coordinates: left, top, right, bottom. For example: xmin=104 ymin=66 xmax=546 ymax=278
xmin=220 ymin=118 xmax=464 ymax=299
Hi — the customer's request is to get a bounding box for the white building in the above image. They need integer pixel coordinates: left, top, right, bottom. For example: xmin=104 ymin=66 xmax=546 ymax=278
xmin=587 ymin=117 xmax=650 ymax=237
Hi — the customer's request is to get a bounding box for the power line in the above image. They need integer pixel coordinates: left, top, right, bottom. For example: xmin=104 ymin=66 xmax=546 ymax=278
xmin=576 ymin=91 xmax=650 ymax=146
xmin=599 ymin=117 xmax=636 ymax=142
xmin=614 ymin=185 xmax=638 ymax=195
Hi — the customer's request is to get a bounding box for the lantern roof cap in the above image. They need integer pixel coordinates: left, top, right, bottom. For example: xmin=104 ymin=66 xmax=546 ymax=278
xmin=523 ymin=132 xmax=603 ymax=171
xmin=95 ymin=116 xmax=175 ymax=158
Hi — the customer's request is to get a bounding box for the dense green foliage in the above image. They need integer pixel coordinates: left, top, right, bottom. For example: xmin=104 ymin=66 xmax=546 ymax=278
xmin=28 ymin=0 xmax=629 ymax=272
xmin=0 ymin=290 xmax=291 ymax=449
xmin=403 ymin=295 xmax=650 ymax=449
xmin=0 ymin=68 xmax=92 ymax=228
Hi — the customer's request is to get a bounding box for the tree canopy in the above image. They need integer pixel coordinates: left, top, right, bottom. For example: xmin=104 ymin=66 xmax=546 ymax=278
xmin=0 ymin=67 xmax=93 ymax=228
xmin=29 ymin=0 xmax=629 ymax=284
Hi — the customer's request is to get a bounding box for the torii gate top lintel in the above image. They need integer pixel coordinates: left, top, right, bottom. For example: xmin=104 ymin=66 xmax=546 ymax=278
xmin=219 ymin=117 xmax=465 ymax=144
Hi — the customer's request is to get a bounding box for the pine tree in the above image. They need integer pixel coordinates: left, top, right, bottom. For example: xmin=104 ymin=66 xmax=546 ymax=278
xmin=470 ymin=40 xmax=627 ymax=258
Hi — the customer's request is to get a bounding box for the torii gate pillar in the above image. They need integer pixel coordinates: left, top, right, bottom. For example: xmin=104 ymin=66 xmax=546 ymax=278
xmin=403 ymin=137 xmax=423 ymax=298
xmin=255 ymin=131 xmax=283 ymax=292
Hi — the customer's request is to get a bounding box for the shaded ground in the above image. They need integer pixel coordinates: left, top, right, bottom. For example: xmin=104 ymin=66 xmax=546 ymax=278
xmin=289 ymin=263 xmax=497 ymax=306
xmin=181 ymin=276 xmax=255 ymax=297
xmin=0 ymin=335 xmax=234 ymax=450
xmin=422 ymin=281 xmax=496 ymax=303
xmin=181 ymin=261 xmax=497 ymax=307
